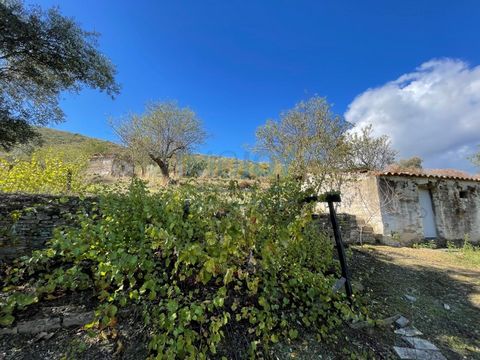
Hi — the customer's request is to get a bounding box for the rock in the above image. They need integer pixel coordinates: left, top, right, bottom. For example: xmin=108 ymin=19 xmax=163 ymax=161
xmin=62 ymin=312 xmax=94 ymax=327
xmin=393 ymin=347 xmax=446 ymax=360
xmin=332 ymin=277 xmax=346 ymax=293
xmin=394 ymin=326 xmax=423 ymax=337
xmin=31 ymin=331 xmax=55 ymax=343
xmin=17 ymin=318 xmax=61 ymax=334
xmin=404 ymin=294 xmax=417 ymax=303
xmin=0 ymin=327 xmax=18 ymax=335
xmin=402 ymin=337 xmax=439 ymax=351
xmin=395 ymin=315 xmax=410 ymax=328
xmin=376 ymin=314 xmax=401 ymax=327
xmin=443 ymin=303 xmax=450 ymax=310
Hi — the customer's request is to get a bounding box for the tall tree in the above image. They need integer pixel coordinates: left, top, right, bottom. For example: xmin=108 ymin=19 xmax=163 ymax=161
xmin=347 ymin=124 xmax=397 ymax=171
xmin=255 ymin=95 xmax=351 ymax=180
xmin=0 ymin=0 xmax=119 ymax=150
xmin=112 ymin=101 xmax=207 ymax=180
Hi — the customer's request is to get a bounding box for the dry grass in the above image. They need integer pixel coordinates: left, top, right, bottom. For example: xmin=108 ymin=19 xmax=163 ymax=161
xmin=352 ymin=245 xmax=480 ymax=359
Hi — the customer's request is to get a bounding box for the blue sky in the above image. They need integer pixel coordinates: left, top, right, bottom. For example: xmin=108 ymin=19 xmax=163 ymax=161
xmin=31 ymin=0 xmax=480 ymax=171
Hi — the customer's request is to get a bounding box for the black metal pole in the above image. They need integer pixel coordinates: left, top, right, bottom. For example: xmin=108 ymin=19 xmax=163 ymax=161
xmin=327 ymin=199 xmax=353 ymax=300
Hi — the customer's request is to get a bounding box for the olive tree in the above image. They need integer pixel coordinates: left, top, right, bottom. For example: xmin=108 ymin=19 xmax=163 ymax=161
xmin=255 ymin=96 xmax=351 ymax=186
xmin=0 ymin=0 xmax=119 ymax=150
xmin=112 ymin=101 xmax=207 ymax=180
xmin=347 ymin=124 xmax=397 ymax=171
xmin=394 ymin=156 xmax=423 ymax=170
xmin=255 ymin=96 xmax=350 ymax=174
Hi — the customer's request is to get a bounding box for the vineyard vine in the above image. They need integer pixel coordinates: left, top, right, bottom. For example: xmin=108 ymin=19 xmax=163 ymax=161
xmin=0 ymin=179 xmax=366 ymax=358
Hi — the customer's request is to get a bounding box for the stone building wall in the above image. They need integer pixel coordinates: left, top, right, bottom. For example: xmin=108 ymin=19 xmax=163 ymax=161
xmin=87 ymin=155 xmax=134 ymax=178
xmin=431 ymin=179 xmax=480 ymax=243
xmin=340 ymin=174 xmax=480 ymax=246
xmin=314 ymin=212 xmax=377 ymax=245
xmin=335 ymin=174 xmax=385 ymax=236
xmin=379 ymin=176 xmax=480 ymax=246
xmin=0 ymin=194 xmax=94 ymax=260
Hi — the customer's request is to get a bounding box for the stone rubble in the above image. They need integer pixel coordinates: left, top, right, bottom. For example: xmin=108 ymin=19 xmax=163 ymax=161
xmin=394 ymin=326 xmax=423 ymax=337
xmin=402 ymin=337 xmax=439 ymax=351
xmin=62 ymin=311 xmax=94 ymax=327
xmin=393 ymin=347 xmax=447 ymax=360
xmin=395 ymin=315 xmax=410 ymax=328
xmin=0 ymin=311 xmax=94 ymax=336
xmin=392 ymin=314 xmax=447 ymax=360
xmin=17 ymin=317 xmax=61 ymax=334
xmin=404 ymin=294 xmax=417 ymax=303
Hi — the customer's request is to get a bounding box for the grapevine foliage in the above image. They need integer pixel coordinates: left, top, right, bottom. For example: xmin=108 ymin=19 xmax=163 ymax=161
xmin=1 ymin=179 xmax=361 ymax=358
xmin=0 ymin=150 xmax=86 ymax=194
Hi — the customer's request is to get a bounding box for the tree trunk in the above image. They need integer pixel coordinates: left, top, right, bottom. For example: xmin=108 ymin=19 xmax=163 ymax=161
xmin=150 ymin=156 xmax=169 ymax=179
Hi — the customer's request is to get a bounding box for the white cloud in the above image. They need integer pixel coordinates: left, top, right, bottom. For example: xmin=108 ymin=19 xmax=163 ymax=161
xmin=345 ymin=58 xmax=480 ymax=173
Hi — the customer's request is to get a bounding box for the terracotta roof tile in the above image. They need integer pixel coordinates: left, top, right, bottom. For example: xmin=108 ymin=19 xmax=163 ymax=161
xmin=373 ymin=170 xmax=480 ymax=182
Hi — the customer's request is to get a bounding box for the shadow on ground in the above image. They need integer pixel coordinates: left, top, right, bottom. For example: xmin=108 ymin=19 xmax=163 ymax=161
xmin=350 ymin=246 xmax=480 ymax=360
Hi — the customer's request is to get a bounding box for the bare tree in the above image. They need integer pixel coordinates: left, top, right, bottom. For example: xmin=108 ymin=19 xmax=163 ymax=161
xmin=112 ymin=101 xmax=207 ymax=180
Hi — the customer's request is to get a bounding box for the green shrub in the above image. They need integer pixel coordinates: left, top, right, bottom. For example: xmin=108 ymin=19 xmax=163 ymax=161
xmin=183 ymin=159 xmax=208 ymax=178
xmin=1 ymin=179 xmax=360 ymax=358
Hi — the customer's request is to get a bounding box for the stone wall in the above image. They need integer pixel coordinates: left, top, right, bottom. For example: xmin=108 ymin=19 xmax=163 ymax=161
xmin=379 ymin=176 xmax=480 ymax=246
xmin=315 ymin=212 xmax=377 ymax=245
xmin=340 ymin=174 xmax=480 ymax=246
xmin=336 ymin=174 xmax=385 ymax=236
xmin=87 ymin=155 xmax=134 ymax=178
xmin=0 ymin=193 xmax=94 ymax=260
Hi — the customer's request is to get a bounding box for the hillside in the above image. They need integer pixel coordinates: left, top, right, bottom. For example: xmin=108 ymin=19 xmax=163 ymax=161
xmin=1 ymin=128 xmax=274 ymax=179
xmin=0 ymin=128 xmax=124 ymax=161
xmin=35 ymin=128 xmax=123 ymax=152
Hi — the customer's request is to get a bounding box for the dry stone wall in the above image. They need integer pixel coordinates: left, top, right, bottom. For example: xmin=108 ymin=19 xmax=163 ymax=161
xmin=315 ymin=213 xmax=377 ymax=245
xmin=0 ymin=193 xmax=95 ymax=260
xmin=0 ymin=192 xmax=373 ymax=261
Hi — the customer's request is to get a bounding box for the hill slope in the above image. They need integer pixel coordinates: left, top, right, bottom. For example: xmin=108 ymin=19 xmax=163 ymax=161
xmin=2 ymin=128 xmax=274 ymax=178
xmin=35 ymin=128 xmax=122 ymax=152
xmin=0 ymin=128 xmax=124 ymax=161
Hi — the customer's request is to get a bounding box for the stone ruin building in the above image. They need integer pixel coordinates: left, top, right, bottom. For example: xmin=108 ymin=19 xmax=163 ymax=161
xmin=338 ymin=171 xmax=480 ymax=246
xmin=87 ymin=153 xmax=134 ymax=178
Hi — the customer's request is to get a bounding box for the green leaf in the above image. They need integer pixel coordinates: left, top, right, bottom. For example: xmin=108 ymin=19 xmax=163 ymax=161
xmin=223 ymin=268 xmax=234 ymax=285
xmin=0 ymin=314 xmax=15 ymax=326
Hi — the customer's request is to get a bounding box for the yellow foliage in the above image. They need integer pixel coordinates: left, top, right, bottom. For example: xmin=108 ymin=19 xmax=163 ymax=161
xmin=0 ymin=150 xmax=87 ymax=194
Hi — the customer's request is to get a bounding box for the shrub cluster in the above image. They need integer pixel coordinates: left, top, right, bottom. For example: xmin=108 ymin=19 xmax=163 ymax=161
xmin=0 ymin=150 xmax=86 ymax=194
xmin=1 ymin=179 xmax=360 ymax=358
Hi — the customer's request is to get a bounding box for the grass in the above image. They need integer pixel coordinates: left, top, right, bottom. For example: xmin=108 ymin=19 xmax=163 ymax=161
xmin=446 ymin=247 xmax=480 ymax=267
xmin=351 ymin=245 xmax=480 ymax=359
xmin=447 ymin=239 xmax=480 ymax=267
